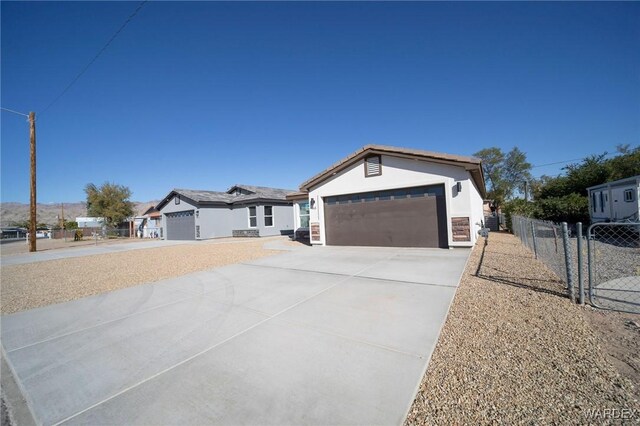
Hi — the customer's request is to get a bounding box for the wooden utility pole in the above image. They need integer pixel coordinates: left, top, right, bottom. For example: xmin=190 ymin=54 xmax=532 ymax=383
xmin=29 ymin=112 xmax=37 ymax=252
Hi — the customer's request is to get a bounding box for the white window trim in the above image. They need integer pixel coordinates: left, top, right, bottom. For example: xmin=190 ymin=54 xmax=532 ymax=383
xmin=264 ymin=205 xmax=274 ymax=227
xmin=298 ymin=202 xmax=310 ymax=228
xmin=624 ymin=189 xmax=634 ymax=202
xmin=248 ymin=206 xmax=257 ymax=228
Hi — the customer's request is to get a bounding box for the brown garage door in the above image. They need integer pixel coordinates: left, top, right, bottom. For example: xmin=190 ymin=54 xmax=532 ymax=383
xmin=324 ymin=185 xmax=448 ymax=248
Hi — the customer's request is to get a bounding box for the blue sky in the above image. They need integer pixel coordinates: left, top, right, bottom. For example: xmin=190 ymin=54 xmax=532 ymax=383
xmin=2 ymin=1 xmax=639 ymax=203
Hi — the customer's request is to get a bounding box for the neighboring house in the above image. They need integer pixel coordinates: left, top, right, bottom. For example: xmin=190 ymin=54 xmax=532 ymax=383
xmin=75 ymin=217 xmax=104 ymax=228
xmin=587 ymin=175 xmax=640 ymax=223
xmin=156 ymin=184 xmax=294 ymax=240
xmin=287 ymin=144 xmax=485 ymax=248
xmin=132 ymin=206 xmax=162 ymax=238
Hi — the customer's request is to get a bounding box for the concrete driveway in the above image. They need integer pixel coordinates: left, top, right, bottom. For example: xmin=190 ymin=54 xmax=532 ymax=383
xmin=1 ymin=245 xmax=470 ymax=425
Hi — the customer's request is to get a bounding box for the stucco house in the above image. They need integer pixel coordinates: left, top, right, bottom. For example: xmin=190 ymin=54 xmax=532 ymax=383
xmin=156 ymin=184 xmax=294 ymax=240
xmin=287 ymin=145 xmax=485 ymax=248
xmin=587 ymin=175 xmax=640 ymax=223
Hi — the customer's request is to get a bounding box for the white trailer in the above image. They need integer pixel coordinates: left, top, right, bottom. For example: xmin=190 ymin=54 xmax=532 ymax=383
xmin=587 ymin=175 xmax=640 ymax=222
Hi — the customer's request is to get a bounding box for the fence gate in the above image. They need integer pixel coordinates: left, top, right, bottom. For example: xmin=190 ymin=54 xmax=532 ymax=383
xmin=587 ymin=222 xmax=640 ymax=314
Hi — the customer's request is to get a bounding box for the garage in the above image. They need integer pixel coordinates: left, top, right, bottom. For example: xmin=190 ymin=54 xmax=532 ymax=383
xmin=291 ymin=145 xmax=485 ymax=248
xmin=165 ymin=210 xmax=195 ymax=240
xmin=324 ymin=185 xmax=448 ymax=248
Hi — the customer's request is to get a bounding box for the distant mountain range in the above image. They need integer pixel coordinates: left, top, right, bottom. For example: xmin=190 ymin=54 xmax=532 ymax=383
xmin=0 ymin=201 xmax=160 ymax=227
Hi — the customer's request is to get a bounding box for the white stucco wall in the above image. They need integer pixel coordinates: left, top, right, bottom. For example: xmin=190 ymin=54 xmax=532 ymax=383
xmin=307 ymin=155 xmax=484 ymax=247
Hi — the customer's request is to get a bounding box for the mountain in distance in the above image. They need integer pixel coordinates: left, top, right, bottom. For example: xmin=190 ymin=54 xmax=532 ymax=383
xmin=0 ymin=201 xmax=160 ymax=227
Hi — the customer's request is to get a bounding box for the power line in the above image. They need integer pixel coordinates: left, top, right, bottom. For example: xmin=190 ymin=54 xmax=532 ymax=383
xmin=1 ymin=107 xmax=30 ymax=117
xmin=39 ymin=0 xmax=149 ymax=116
xmin=531 ymin=152 xmax=617 ymax=169
xmin=531 ymin=157 xmax=587 ymax=168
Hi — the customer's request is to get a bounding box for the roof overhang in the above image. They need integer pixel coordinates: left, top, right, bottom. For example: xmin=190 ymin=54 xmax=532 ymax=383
xmin=156 ymin=190 xmax=201 ymax=210
xmin=299 ymin=145 xmax=486 ymax=198
xmin=286 ymin=191 xmax=309 ymax=201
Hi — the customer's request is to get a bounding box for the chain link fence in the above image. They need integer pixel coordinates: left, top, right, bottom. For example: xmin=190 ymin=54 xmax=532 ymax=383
xmin=587 ymin=222 xmax=640 ymax=314
xmin=511 ymin=215 xmax=640 ymax=313
xmin=511 ymin=216 xmax=571 ymax=294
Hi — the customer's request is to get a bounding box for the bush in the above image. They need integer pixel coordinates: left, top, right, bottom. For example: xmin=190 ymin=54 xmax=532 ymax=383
xmin=502 ymin=199 xmax=539 ymax=231
xmin=535 ymin=194 xmax=589 ymax=224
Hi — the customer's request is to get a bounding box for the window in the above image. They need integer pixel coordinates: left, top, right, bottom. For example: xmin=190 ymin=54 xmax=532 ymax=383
xmin=624 ymin=189 xmax=635 ymax=202
xmin=175 ymin=195 xmax=180 ymax=205
xmin=592 ymin=193 xmax=597 ymax=212
xmin=248 ymin=206 xmax=257 ymax=227
xmin=264 ymin=206 xmax=274 ymax=227
xmin=364 ymin=155 xmax=382 ymax=177
xmin=298 ymin=202 xmax=310 ymax=228
xmin=600 ymin=192 xmax=604 ymax=213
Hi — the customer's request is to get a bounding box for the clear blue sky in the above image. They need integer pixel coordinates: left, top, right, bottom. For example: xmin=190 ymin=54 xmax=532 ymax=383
xmin=2 ymin=1 xmax=639 ymax=203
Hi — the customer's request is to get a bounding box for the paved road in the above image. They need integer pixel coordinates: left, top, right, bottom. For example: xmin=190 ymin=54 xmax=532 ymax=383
xmin=1 ymin=246 xmax=470 ymax=425
xmin=0 ymin=239 xmax=196 ymax=266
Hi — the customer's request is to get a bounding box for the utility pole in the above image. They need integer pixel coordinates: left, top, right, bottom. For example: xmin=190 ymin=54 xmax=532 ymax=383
xmin=61 ymin=202 xmax=66 ymax=241
xmin=523 ymin=180 xmax=529 ymax=202
xmin=29 ymin=112 xmax=37 ymax=252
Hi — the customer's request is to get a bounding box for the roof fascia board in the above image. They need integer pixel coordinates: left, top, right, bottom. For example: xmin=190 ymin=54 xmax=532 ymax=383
xmin=303 ymin=149 xmax=482 ymax=191
xmin=156 ymin=191 xmax=201 ymax=210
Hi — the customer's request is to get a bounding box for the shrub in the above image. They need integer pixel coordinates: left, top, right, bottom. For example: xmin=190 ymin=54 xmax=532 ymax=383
xmin=502 ymin=199 xmax=539 ymax=231
xmin=535 ymin=194 xmax=589 ymax=224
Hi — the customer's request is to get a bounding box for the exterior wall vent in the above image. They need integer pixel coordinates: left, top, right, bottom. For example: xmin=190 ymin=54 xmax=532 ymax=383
xmin=365 ymin=155 xmax=382 ymax=177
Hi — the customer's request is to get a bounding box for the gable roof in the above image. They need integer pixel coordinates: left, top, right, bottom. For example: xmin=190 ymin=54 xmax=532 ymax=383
xmin=156 ymin=184 xmax=295 ymax=210
xmin=298 ymin=144 xmax=485 ymax=196
xmin=226 ymin=184 xmax=294 ymax=200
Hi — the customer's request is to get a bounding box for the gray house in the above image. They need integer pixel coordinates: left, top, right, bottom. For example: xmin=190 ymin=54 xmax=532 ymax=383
xmin=156 ymin=184 xmax=295 ymax=240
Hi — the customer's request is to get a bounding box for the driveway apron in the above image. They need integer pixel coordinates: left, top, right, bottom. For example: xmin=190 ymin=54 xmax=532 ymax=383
xmin=1 ymin=245 xmax=470 ymax=425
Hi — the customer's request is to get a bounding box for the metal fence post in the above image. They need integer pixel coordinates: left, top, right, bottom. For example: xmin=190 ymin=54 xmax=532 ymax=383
xmin=561 ymin=222 xmax=574 ymax=301
xmin=587 ymin=223 xmax=595 ymax=306
xmin=576 ymin=222 xmax=584 ymax=305
xmin=530 ymin=221 xmax=538 ymax=259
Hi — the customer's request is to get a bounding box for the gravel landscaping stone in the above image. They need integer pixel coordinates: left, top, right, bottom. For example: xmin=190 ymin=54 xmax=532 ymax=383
xmin=406 ymin=232 xmax=639 ymax=425
xmin=0 ymin=238 xmax=283 ymax=315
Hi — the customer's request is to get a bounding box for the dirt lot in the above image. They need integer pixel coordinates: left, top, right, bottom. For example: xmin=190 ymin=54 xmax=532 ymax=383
xmin=406 ymin=232 xmax=639 ymax=425
xmin=0 ymin=237 xmax=285 ymax=315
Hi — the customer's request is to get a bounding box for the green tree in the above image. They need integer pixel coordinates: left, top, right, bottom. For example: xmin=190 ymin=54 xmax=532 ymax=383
xmin=526 ymin=146 xmax=638 ymax=224
xmin=474 ymin=147 xmax=532 ymax=208
xmin=64 ymin=220 xmax=79 ymax=230
xmin=85 ymin=182 xmax=134 ymax=228
xmin=608 ymin=145 xmax=640 ymax=181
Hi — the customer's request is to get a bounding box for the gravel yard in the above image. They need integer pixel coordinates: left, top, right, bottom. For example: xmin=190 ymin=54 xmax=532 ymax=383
xmin=0 ymin=236 xmax=150 ymax=257
xmin=0 ymin=237 xmax=283 ymax=315
xmin=406 ymin=232 xmax=639 ymax=425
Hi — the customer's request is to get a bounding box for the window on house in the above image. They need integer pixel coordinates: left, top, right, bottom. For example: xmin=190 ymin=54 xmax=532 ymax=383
xmin=298 ymin=202 xmax=310 ymax=228
xmin=592 ymin=193 xmax=597 ymax=212
xmin=248 ymin=207 xmax=257 ymax=227
xmin=175 ymin=195 xmax=180 ymax=205
xmin=364 ymin=155 xmax=382 ymax=177
xmin=264 ymin=206 xmax=273 ymax=227
xmin=600 ymin=192 xmax=604 ymax=213
xmin=624 ymin=189 xmax=635 ymax=202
